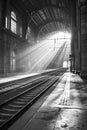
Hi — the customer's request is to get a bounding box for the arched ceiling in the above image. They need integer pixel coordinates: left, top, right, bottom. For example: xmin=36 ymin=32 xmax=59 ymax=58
xmin=30 ymin=6 xmax=71 ymax=30
xmin=13 ymin=0 xmax=73 ymax=37
xmin=38 ymin=22 xmax=71 ymax=39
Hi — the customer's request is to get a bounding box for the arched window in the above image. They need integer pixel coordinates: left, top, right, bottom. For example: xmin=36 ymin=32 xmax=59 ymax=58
xmin=11 ymin=11 xmax=17 ymax=34
xmin=5 ymin=10 xmax=22 ymax=37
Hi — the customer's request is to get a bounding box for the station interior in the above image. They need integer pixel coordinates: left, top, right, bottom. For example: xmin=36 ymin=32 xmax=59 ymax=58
xmin=0 ymin=0 xmax=87 ymax=130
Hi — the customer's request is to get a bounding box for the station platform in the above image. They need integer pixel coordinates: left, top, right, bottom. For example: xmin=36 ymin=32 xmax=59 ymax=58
xmin=0 ymin=72 xmax=39 ymax=84
xmin=0 ymin=72 xmax=41 ymax=93
xmin=0 ymin=69 xmax=58 ymax=84
xmin=8 ymin=72 xmax=87 ymax=130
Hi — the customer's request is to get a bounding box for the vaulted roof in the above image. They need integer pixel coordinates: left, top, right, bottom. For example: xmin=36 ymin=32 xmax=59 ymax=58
xmin=12 ymin=0 xmax=74 ymax=37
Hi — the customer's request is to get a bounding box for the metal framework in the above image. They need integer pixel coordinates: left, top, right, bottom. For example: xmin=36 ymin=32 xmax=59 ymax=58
xmin=13 ymin=0 xmax=73 ymax=37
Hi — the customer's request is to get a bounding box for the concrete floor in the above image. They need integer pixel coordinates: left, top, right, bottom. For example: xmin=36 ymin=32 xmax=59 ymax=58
xmin=9 ymin=72 xmax=87 ymax=130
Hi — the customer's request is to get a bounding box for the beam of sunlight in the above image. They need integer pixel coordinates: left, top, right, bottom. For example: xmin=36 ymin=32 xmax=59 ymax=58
xmin=17 ymin=31 xmax=71 ymax=73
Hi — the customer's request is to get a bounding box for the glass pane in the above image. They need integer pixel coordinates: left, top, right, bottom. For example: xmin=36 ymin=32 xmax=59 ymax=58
xmin=11 ymin=11 xmax=16 ymax=20
xmin=11 ymin=19 xmax=16 ymax=33
xmin=5 ymin=16 xmax=8 ymax=28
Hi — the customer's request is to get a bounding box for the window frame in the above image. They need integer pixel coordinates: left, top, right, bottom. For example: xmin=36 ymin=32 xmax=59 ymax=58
xmin=10 ymin=11 xmax=17 ymax=34
xmin=5 ymin=7 xmax=23 ymax=37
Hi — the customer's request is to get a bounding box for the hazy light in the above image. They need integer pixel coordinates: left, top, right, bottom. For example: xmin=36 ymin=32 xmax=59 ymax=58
xmin=17 ymin=31 xmax=71 ymax=73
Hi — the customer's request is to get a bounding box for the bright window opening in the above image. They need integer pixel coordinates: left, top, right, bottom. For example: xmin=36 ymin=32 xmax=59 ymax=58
xmin=63 ymin=61 xmax=71 ymax=68
xmin=11 ymin=11 xmax=17 ymax=34
xmin=63 ymin=61 xmax=68 ymax=68
xmin=5 ymin=16 xmax=8 ymax=28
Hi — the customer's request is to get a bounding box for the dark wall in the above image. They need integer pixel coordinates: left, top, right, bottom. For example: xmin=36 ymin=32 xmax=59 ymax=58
xmin=0 ymin=0 xmax=2 ymax=26
xmin=0 ymin=0 xmax=29 ymax=75
xmin=80 ymin=5 xmax=87 ymax=76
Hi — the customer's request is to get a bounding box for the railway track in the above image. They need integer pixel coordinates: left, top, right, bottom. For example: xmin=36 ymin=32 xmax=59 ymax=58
xmin=0 ymin=67 xmax=65 ymax=91
xmin=0 ymin=75 xmax=47 ymax=93
xmin=0 ymin=69 xmax=65 ymax=104
xmin=0 ymin=68 xmax=66 ymax=130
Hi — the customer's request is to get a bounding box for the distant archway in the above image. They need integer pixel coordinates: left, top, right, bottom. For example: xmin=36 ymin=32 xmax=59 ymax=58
xmin=63 ymin=61 xmax=68 ymax=68
xmin=63 ymin=60 xmax=70 ymax=68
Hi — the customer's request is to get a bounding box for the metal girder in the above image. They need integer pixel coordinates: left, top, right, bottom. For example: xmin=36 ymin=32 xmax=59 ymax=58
xmin=28 ymin=7 xmax=71 ymax=25
xmin=37 ymin=21 xmax=71 ymax=38
xmin=35 ymin=18 xmax=70 ymax=31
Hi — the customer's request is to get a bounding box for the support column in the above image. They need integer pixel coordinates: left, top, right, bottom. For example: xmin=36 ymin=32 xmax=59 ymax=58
xmin=74 ymin=0 xmax=81 ymax=74
xmin=70 ymin=0 xmax=80 ymax=73
xmin=1 ymin=0 xmax=8 ymax=27
xmin=0 ymin=0 xmax=10 ymax=75
xmin=70 ymin=0 xmax=76 ymax=72
xmin=0 ymin=0 xmax=7 ymax=74
xmin=80 ymin=2 xmax=87 ymax=77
